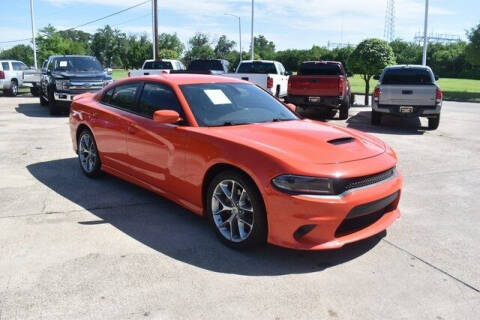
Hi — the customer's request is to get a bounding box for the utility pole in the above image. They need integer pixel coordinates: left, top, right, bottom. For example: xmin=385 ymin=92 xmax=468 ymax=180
xmin=422 ymin=0 xmax=429 ymax=66
xmin=225 ymin=14 xmax=242 ymax=62
xmin=153 ymin=0 xmax=159 ymax=60
xmin=29 ymin=0 xmax=37 ymax=69
xmin=250 ymin=0 xmax=254 ymax=60
xmin=151 ymin=0 xmax=155 ymax=59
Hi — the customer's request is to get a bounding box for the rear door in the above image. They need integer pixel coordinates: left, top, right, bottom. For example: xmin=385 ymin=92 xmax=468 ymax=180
xmin=125 ymin=82 xmax=187 ymax=191
xmin=379 ymin=68 xmax=437 ymax=106
xmin=95 ymin=82 xmax=141 ymax=174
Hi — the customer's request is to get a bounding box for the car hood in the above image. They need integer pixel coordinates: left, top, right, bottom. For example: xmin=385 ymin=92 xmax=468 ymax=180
xmin=204 ymin=120 xmax=385 ymax=165
xmin=52 ymin=71 xmax=110 ymax=81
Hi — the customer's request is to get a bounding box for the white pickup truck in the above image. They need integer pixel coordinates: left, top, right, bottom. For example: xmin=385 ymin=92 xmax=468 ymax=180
xmin=224 ymin=60 xmax=290 ymax=97
xmin=128 ymin=59 xmax=186 ymax=77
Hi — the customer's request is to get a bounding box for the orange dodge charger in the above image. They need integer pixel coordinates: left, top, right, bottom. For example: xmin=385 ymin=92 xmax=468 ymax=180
xmin=69 ymin=74 xmax=402 ymax=250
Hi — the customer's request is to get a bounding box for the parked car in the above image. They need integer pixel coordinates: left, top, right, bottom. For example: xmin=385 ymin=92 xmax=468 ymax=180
xmin=69 ymin=74 xmax=402 ymax=250
xmin=372 ymin=65 xmax=442 ymax=130
xmin=0 ymin=60 xmax=26 ymax=96
xmin=187 ymin=59 xmax=230 ymax=74
xmin=128 ymin=59 xmax=186 ymax=77
xmin=40 ymin=55 xmax=112 ymax=115
xmin=286 ymin=61 xmax=352 ymax=119
xmin=224 ymin=60 xmax=289 ymax=97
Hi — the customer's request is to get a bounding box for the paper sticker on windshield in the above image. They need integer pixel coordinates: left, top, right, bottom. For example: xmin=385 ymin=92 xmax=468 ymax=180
xmin=204 ymin=89 xmax=231 ymax=105
xmin=59 ymin=61 xmax=68 ymax=67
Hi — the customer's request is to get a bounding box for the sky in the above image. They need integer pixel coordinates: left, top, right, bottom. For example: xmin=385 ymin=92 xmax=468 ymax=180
xmin=1 ymin=0 xmax=479 ymax=52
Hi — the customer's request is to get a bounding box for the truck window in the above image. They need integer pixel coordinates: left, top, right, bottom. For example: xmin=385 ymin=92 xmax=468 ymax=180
xmin=189 ymin=60 xmax=224 ymax=71
xmin=1 ymin=62 xmax=9 ymax=71
xmin=382 ymin=68 xmax=434 ymax=85
xmin=237 ymin=62 xmax=277 ymax=74
xmin=52 ymin=56 xmax=103 ymax=72
xmin=143 ymin=61 xmax=173 ymax=70
xmin=299 ymin=63 xmax=342 ymax=76
xmin=12 ymin=62 xmax=23 ymax=71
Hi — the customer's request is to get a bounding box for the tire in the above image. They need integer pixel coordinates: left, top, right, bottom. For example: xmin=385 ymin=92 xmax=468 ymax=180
xmin=48 ymin=90 xmax=61 ymax=115
xmin=8 ymin=80 xmax=18 ymax=97
xmin=77 ymin=129 xmax=102 ymax=178
xmin=30 ymin=86 xmax=40 ymax=97
xmin=339 ymin=97 xmax=350 ymax=120
xmin=428 ymin=115 xmax=440 ymax=130
xmin=371 ymin=110 xmax=382 ymax=125
xmin=40 ymin=93 xmax=48 ymax=106
xmin=206 ymin=170 xmax=267 ymax=249
xmin=275 ymin=85 xmax=280 ymax=98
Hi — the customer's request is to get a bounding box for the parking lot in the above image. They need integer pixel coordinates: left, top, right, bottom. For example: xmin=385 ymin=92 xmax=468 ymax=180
xmin=0 ymin=95 xmax=479 ymax=319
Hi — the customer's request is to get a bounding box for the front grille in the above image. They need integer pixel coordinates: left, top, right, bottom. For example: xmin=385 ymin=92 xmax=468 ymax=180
xmin=344 ymin=168 xmax=396 ymax=191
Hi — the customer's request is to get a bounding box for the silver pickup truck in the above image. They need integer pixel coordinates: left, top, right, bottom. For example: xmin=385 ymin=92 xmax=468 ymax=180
xmin=372 ymin=65 xmax=442 ymax=130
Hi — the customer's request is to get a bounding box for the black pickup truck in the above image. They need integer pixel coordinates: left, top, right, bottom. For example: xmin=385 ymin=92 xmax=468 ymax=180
xmin=40 ymin=55 xmax=112 ymax=115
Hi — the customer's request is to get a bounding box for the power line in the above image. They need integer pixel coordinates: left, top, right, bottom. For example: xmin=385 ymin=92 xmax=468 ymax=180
xmin=0 ymin=0 xmax=150 ymax=44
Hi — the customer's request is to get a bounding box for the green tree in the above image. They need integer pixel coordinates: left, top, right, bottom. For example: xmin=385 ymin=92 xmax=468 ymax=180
xmin=158 ymin=48 xmax=179 ymax=59
xmin=253 ymin=35 xmax=275 ymax=60
xmin=0 ymin=45 xmax=34 ymax=66
xmin=347 ymin=38 xmax=396 ymax=105
xmin=183 ymin=33 xmax=214 ymax=65
xmin=214 ymin=35 xmax=236 ymax=59
xmin=91 ymin=25 xmax=126 ymax=67
xmin=121 ymin=34 xmax=152 ymax=69
xmin=158 ymin=33 xmax=184 ymax=56
xmin=466 ymin=23 xmax=480 ymax=67
xmin=389 ymin=39 xmax=422 ymax=65
xmin=36 ymin=25 xmax=88 ymax=63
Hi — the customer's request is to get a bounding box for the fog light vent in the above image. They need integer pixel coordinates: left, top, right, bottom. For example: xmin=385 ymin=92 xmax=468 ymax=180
xmin=293 ymin=224 xmax=316 ymax=240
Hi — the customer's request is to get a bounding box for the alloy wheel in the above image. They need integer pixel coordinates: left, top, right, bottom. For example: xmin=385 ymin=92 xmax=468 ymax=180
xmin=78 ymin=133 xmax=98 ymax=173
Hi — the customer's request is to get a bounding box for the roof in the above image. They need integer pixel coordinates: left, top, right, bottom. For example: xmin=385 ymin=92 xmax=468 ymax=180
xmin=387 ymin=64 xmax=432 ymax=70
xmin=143 ymin=59 xmax=180 ymax=63
xmin=301 ymin=61 xmax=342 ymax=65
xmin=239 ymin=60 xmax=279 ymax=63
xmin=121 ymin=73 xmax=246 ymax=85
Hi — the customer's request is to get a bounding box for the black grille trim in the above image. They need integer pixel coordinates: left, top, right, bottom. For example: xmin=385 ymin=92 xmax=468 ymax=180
xmin=333 ymin=167 xmax=396 ymax=194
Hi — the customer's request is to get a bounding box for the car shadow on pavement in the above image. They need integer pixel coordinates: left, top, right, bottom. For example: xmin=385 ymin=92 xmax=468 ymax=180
xmin=347 ymin=111 xmax=427 ymax=135
xmin=27 ymin=157 xmax=385 ymax=276
xmin=16 ymin=103 xmax=68 ymax=118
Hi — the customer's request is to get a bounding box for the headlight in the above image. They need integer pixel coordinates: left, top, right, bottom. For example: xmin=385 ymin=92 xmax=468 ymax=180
xmin=271 ymin=175 xmax=335 ymax=195
xmin=55 ymin=80 xmax=69 ymax=90
xmin=103 ymin=79 xmax=113 ymax=87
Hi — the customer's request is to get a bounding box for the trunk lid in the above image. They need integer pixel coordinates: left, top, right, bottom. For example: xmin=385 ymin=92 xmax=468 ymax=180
xmin=289 ymin=75 xmax=340 ymax=97
xmin=379 ymin=84 xmax=437 ymax=106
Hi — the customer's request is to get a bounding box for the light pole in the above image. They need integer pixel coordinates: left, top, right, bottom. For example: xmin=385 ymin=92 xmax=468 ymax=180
xmin=422 ymin=0 xmax=429 ymax=66
xmin=29 ymin=0 xmax=37 ymax=69
xmin=225 ymin=14 xmax=242 ymax=62
xmin=250 ymin=0 xmax=254 ymax=60
xmin=153 ymin=0 xmax=159 ymax=60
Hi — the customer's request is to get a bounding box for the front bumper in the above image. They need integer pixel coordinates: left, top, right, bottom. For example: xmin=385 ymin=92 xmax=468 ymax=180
xmin=55 ymin=92 xmax=77 ymax=101
xmin=264 ymin=166 xmax=403 ymax=250
xmin=373 ymin=102 xmax=441 ymax=117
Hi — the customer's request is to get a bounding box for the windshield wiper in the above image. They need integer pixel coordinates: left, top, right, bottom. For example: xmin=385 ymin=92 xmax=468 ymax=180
xmin=208 ymin=121 xmax=250 ymax=127
xmin=271 ymin=118 xmax=295 ymax=122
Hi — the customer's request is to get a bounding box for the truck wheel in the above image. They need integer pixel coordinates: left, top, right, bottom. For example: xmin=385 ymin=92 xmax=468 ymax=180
xmin=48 ymin=90 xmax=61 ymax=115
xmin=428 ymin=115 xmax=440 ymax=130
xmin=30 ymin=86 xmax=40 ymax=97
xmin=275 ymin=85 xmax=280 ymax=98
xmin=339 ymin=97 xmax=350 ymax=120
xmin=371 ymin=111 xmax=382 ymax=125
xmin=8 ymin=80 xmax=18 ymax=97
xmin=40 ymin=93 xmax=48 ymax=106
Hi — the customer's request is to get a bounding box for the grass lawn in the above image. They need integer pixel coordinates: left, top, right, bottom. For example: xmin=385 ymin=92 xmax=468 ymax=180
xmin=112 ymin=69 xmax=128 ymax=80
xmin=350 ymin=74 xmax=480 ymax=102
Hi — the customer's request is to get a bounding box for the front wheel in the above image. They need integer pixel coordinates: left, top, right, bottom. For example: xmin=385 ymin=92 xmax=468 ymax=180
xmin=206 ymin=171 xmax=267 ymax=249
xmin=8 ymin=80 xmax=18 ymax=97
xmin=371 ymin=110 xmax=382 ymax=125
xmin=428 ymin=115 xmax=440 ymax=130
xmin=48 ymin=90 xmax=61 ymax=115
xmin=78 ymin=129 xmax=102 ymax=178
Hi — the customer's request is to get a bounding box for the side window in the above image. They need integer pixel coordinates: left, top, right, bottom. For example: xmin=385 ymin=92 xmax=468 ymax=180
xmin=20 ymin=63 xmax=28 ymax=70
xmin=1 ymin=62 xmax=9 ymax=71
xmin=102 ymin=87 xmax=115 ymax=104
xmin=109 ymin=83 xmax=140 ymax=111
xmin=138 ymin=83 xmax=184 ymax=119
xmin=12 ymin=62 xmax=22 ymax=71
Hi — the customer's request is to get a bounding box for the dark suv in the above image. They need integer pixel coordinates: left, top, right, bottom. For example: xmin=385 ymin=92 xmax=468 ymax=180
xmin=40 ymin=55 xmax=112 ymax=115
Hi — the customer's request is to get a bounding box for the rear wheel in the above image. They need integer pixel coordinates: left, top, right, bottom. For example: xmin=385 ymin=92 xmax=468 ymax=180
xmin=78 ymin=129 xmax=102 ymax=177
xmin=371 ymin=110 xmax=382 ymax=125
xmin=339 ymin=97 xmax=350 ymax=120
xmin=206 ymin=170 xmax=267 ymax=249
xmin=428 ymin=115 xmax=440 ymax=130
xmin=8 ymin=80 xmax=18 ymax=97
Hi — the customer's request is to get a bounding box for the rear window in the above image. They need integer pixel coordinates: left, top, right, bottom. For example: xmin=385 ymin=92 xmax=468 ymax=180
xmin=237 ymin=62 xmax=276 ymax=74
xmin=143 ymin=61 xmax=173 ymax=70
xmin=189 ymin=60 xmax=224 ymax=71
xmin=1 ymin=62 xmax=9 ymax=71
xmin=382 ymin=68 xmax=434 ymax=85
xmin=299 ymin=63 xmax=342 ymax=76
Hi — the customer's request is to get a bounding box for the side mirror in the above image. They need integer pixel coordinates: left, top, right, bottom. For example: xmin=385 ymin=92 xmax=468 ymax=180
xmin=285 ymin=71 xmax=293 ymax=76
xmin=153 ymin=110 xmax=181 ymax=124
xmin=346 ymin=72 xmax=353 ymax=77
xmin=434 ymin=75 xmax=439 ymax=81
xmin=373 ymin=74 xmax=380 ymax=80
xmin=285 ymin=103 xmax=297 ymax=113
xmin=105 ymin=68 xmax=113 ymax=75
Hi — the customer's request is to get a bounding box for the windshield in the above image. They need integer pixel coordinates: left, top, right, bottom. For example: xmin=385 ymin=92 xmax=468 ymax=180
xmin=52 ymin=56 xmax=103 ymax=72
xmin=299 ymin=63 xmax=342 ymax=76
xmin=237 ymin=62 xmax=276 ymax=74
xmin=189 ymin=60 xmax=224 ymax=71
xmin=180 ymin=83 xmax=298 ymax=127
xmin=382 ymin=68 xmax=434 ymax=85
xmin=144 ymin=61 xmax=173 ymax=69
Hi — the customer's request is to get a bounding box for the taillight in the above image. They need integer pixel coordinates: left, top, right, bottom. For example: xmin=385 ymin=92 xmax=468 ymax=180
xmin=0 ymin=71 xmax=4 ymax=79
xmin=374 ymin=87 xmax=380 ymax=101
xmin=436 ymin=88 xmax=442 ymax=105
xmin=338 ymin=77 xmax=344 ymax=95
xmin=267 ymin=76 xmax=273 ymax=89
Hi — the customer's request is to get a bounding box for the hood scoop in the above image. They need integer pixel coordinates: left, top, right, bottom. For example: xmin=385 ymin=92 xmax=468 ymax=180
xmin=327 ymin=137 xmax=355 ymax=145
